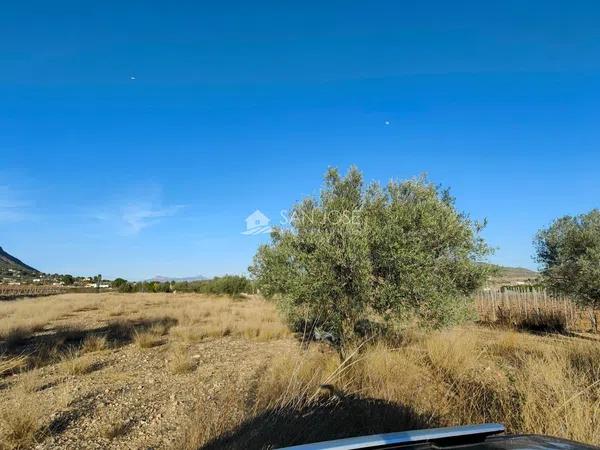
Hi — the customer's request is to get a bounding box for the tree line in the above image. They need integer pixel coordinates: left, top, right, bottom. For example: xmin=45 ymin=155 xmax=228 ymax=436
xmin=112 ymin=275 xmax=254 ymax=297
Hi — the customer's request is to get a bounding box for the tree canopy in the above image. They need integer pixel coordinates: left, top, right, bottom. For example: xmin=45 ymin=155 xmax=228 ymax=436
xmin=250 ymin=167 xmax=492 ymax=349
xmin=535 ymin=209 xmax=600 ymax=310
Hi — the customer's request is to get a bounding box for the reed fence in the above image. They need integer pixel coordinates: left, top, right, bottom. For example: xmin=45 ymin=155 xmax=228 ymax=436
xmin=475 ymin=288 xmax=598 ymax=333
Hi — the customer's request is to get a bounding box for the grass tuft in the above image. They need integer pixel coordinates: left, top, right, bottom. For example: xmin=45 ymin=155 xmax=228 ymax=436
xmin=133 ymin=330 xmax=163 ymax=349
xmin=60 ymin=349 xmax=96 ymax=375
xmin=168 ymin=345 xmax=196 ymax=374
xmin=0 ymin=399 xmax=46 ymax=449
xmin=80 ymin=334 xmax=108 ymax=353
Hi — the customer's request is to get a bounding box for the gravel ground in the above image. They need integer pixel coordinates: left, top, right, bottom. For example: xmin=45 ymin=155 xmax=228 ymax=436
xmin=0 ymin=293 xmax=296 ymax=450
xmin=9 ymin=337 xmax=293 ymax=450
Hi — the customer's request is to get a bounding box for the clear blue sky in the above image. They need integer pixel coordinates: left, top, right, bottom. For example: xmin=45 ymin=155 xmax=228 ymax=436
xmin=1 ymin=1 xmax=599 ymax=279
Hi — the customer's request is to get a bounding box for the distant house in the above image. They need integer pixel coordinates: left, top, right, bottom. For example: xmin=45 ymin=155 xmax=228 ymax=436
xmin=85 ymin=282 xmax=110 ymax=289
xmin=245 ymin=210 xmax=270 ymax=230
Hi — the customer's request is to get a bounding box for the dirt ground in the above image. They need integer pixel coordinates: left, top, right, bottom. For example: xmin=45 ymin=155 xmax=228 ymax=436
xmin=0 ymin=293 xmax=296 ymax=450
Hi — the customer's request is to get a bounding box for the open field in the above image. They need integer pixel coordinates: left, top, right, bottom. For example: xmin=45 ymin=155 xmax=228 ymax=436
xmin=1 ymin=293 xmax=600 ymax=449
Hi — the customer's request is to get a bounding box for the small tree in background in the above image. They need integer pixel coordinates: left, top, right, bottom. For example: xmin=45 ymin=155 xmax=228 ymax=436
xmin=112 ymin=278 xmax=128 ymax=289
xmin=250 ymin=167 xmax=492 ymax=351
xmin=535 ymin=209 xmax=600 ymax=331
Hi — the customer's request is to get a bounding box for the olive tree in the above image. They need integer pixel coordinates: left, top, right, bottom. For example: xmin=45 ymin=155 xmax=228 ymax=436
xmin=250 ymin=167 xmax=492 ymax=350
xmin=535 ymin=210 xmax=600 ymax=330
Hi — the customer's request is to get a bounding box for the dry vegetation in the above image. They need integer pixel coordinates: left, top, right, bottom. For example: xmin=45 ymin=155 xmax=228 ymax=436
xmin=475 ymin=288 xmax=600 ymax=333
xmin=0 ymin=293 xmax=291 ymax=449
xmin=0 ymin=292 xmax=599 ymax=449
xmin=182 ymin=326 xmax=600 ymax=449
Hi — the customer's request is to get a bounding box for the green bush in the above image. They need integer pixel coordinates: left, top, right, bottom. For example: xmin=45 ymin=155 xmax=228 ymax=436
xmin=250 ymin=167 xmax=492 ymax=351
xmin=535 ymin=209 xmax=600 ymax=330
xmin=191 ymin=275 xmax=253 ymax=297
xmin=112 ymin=278 xmax=128 ymax=289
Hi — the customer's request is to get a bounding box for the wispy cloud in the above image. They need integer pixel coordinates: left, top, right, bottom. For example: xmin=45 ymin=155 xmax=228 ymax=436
xmin=120 ymin=203 xmax=184 ymax=234
xmin=90 ymin=185 xmax=185 ymax=235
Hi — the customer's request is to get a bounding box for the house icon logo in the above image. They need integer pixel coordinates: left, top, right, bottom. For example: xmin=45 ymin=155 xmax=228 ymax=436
xmin=242 ymin=209 xmax=271 ymax=235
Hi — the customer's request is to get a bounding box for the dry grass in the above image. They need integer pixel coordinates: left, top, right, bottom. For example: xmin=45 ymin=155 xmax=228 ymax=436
xmin=100 ymin=416 xmax=130 ymax=440
xmin=60 ymin=349 xmax=96 ymax=376
xmin=80 ymin=334 xmax=108 ymax=353
xmin=177 ymin=324 xmax=600 ymax=449
xmin=239 ymin=327 xmax=600 ymax=446
xmin=167 ymin=345 xmax=196 ymax=374
xmin=0 ymin=398 xmax=46 ymax=450
xmin=2 ymin=292 xmax=600 ymax=449
xmin=0 ymin=293 xmax=293 ymax=448
xmin=170 ymin=325 xmax=206 ymax=343
xmin=0 ymin=355 xmax=28 ymax=377
xmin=133 ymin=328 xmax=164 ymax=348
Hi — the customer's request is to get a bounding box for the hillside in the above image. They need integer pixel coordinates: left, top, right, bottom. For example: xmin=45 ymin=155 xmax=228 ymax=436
xmin=0 ymin=246 xmax=39 ymax=274
xmin=495 ymin=265 xmax=538 ymax=279
xmin=485 ymin=263 xmax=538 ymax=285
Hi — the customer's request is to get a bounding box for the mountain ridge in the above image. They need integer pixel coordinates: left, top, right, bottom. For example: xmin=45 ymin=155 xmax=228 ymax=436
xmin=0 ymin=246 xmax=39 ymax=273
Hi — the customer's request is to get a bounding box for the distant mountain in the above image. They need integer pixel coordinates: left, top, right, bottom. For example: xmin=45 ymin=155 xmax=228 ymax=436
xmin=494 ymin=266 xmax=538 ymax=279
xmin=482 ymin=263 xmax=538 ymax=285
xmin=149 ymin=275 xmax=208 ymax=282
xmin=0 ymin=246 xmax=39 ymax=274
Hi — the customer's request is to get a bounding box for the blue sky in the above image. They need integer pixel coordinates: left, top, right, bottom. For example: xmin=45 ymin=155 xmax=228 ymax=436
xmin=1 ymin=1 xmax=599 ymax=279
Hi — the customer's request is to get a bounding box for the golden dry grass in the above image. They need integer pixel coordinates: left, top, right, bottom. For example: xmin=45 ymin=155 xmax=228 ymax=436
xmin=1 ymin=292 xmax=600 ymax=449
xmin=0 ymin=355 xmax=28 ymax=377
xmin=0 ymin=397 xmax=47 ymax=450
xmin=80 ymin=334 xmax=108 ymax=353
xmin=241 ymin=327 xmax=600 ymax=446
xmin=60 ymin=349 xmax=96 ymax=376
xmin=0 ymin=292 xmax=293 ymax=448
xmin=133 ymin=329 xmax=163 ymax=349
xmin=167 ymin=344 xmax=196 ymax=374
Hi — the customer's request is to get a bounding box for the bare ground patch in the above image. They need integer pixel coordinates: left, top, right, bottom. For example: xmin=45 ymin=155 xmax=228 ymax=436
xmin=0 ymin=293 xmax=294 ymax=450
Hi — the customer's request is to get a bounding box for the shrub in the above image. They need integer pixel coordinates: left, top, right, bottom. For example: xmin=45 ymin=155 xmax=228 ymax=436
xmin=535 ymin=210 xmax=600 ymax=330
xmin=111 ymin=278 xmax=128 ymax=290
xmin=190 ymin=276 xmax=254 ymax=297
xmin=250 ymin=167 xmax=492 ymax=351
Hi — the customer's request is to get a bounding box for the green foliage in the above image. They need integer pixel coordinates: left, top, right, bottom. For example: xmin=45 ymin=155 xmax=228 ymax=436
xmin=250 ymin=166 xmax=492 ymax=348
xmin=202 ymin=275 xmax=254 ymax=296
xmin=535 ymin=209 xmax=600 ymax=309
xmin=61 ymin=274 xmax=75 ymax=285
xmin=111 ymin=278 xmax=128 ymax=289
xmin=116 ymin=275 xmax=254 ymax=297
